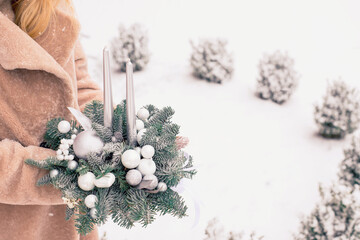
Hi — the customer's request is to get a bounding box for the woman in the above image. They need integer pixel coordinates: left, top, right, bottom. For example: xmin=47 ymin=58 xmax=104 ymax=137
xmin=0 ymin=0 xmax=102 ymax=239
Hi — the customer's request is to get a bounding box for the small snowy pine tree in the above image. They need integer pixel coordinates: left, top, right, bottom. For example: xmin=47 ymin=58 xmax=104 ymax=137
xmin=190 ymin=39 xmax=234 ymax=84
xmin=204 ymin=218 xmax=264 ymax=240
xmin=314 ymin=80 xmax=360 ymax=138
xmin=256 ymin=51 xmax=299 ymax=104
xmin=339 ymin=136 xmax=360 ymax=189
xmin=111 ymin=24 xmax=150 ymax=72
xmin=294 ymin=184 xmax=360 ymax=240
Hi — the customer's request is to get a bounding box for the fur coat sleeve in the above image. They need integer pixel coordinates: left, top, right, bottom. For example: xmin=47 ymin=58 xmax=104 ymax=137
xmin=0 ymin=41 xmax=102 ymax=205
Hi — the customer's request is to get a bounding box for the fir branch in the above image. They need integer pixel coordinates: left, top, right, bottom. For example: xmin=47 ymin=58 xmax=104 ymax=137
xmin=111 ymin=192 xmax=135 ymax=229
xmin=146 ymin=107 xmax=175 ymax=130
xmin=150 ymin=189 xmax=187 ymax=218
xmin=36 ymin=174 xmax=52 ymax=186
xmin=92 ymin=122 xmax=113 ymax=143
xmin=66 ymin=207 xmax=75 ymax=221
xmin=83 ymin=100 xmax=104 ymax=125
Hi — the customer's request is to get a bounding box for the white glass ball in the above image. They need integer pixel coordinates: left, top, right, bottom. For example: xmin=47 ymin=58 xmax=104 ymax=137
xmin=142 ymin=174 xmax=158 ymax=190
xmin=135 ymin=147 xmax=141 ymax=155
xmin=84 ymin=194 xmax=98 ymax=208
xmin=141 ymin=145 xmax=155 ymax=159
xmin=77 ymin=172 xmax=96 ymax=191
xmin=67 ymin=160 xmax=78 ymax=170
xmin=58 ymin=120 xmax=71 ymax=134
xmin=157 ymin=182 xmax=167 ymax=192
xmin=121 ymin=150 xmax=140 ymax=169
xmin=136 ymin=119 xmax=144 ymax=131
xmin=125 ymin=169 xmax=142 ymax=186
xmin=49 ymin=169 xmax=59 ymax=178
xmin=137 ymin=129 xmax=146 ymax=143
xmin=90 ymin=208 xmax=97 ymax=219
xmin=137 ymin=108 xmax=150 ymax=121
xmin=137 ymin=159 xmax=156 ymax=176
xmin=73 ymin=130 xmax=104 ymax=160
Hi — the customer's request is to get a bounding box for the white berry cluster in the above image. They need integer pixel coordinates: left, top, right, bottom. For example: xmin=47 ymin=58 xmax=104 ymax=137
xmin=56 ymin=120 xmax=79 ymax=171
xmin=111 ymin=23 xmax=150 ymax=72
xmin=256 ymin=51 xmax=299 ymax=104
xmin=314 ymin=80 xmax=360 ymax=138
xmin=122 ymin=108 xmax=167 ymax=192
xmin=190 ymin=39 xmax=234 ymax=84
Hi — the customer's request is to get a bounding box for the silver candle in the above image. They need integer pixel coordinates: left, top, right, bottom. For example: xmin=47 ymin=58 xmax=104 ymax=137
xmin=103 ymin=47 xmax=114 ymax=129
xmin=126 ymin=59 xmax=137 ymax=146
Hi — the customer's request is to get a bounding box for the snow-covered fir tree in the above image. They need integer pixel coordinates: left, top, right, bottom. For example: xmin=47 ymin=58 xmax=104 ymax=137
xmin=294 ymin=184 xmax=360 ymax=240
xmin=314 ymin=80 xmax=360 ymax=138
xmin=204 ymin=218 xmax=263 ymax=240
xmin=190 ymin=39 xmax=234 ymax=84
xmin=111 ymin=24 xmax=150 ymax=72
xmin=339 ymin=135 xmax=360 ymax=189
xmin=256 ymin=51 xmax=299 ymax=104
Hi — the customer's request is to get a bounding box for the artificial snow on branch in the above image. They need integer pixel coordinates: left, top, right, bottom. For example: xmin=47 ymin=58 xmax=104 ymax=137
xmin=190 ymin=39 xmax=234 ymax=84
xmin=256 ymin=51 xmax=299 ymax=104
xmin=314 ymin=80 xmax=360 ymax=138
xmin=111 ymin=24 xmax=150 ymax=72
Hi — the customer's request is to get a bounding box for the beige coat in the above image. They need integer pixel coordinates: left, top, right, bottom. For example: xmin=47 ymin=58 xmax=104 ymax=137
xmin=0 ymin=6 xmax=102 ymax=240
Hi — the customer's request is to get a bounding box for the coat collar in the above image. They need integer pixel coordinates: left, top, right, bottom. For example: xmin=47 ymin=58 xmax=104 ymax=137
xmin=0 ymin=8 xmax=80 ymax=83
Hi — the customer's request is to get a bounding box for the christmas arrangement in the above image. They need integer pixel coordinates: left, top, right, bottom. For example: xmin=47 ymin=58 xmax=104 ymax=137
xmin=25 ymin=48 xmax=195 ymax=235
xmin=314 ymin=79 xmax=360 ymax=138
xmin=111 ymin=23 xmax=150 ymax=72
xmin=190 ymin=39 xmax=234 ymax=84
xmin=256 ymin=51 xmax=299 ymax=104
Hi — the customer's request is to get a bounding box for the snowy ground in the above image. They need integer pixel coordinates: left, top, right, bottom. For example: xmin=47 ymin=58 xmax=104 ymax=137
xmin=73 ymin=0 xmax=360 ymax=239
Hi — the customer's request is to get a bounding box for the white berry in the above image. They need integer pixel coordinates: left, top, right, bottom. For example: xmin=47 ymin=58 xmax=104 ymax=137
xmin=141 ymin=145 xmax=155 ymax=158
xmin=157 ymin=182 xmax=167 ymax=192
xmin=71 ymin=134 xmax=77 ymax=140
xmin=62 ymin=150 xmax=69 ymax=156
xmin=126 ymin=169 xmax=142 ymax=186
xmin=121 ymin=150 xmax=141 ymax=169
xmin=58 ymin=120 xmax=71 ymax=134
xmin=57 ymin=155 xmax=64 ymax=161
xmin=78 ymin=172 xmax=96 ymax=191
xmin=56 ymin=149 xmax=62 ymax=155
xmin=50 ymin=169 xmax=59 ymax=178
xmin=90 ymin=208 xmax=97 ymax=219
xmin=67 ymin=155 xmax=74 ymax=160
xmin=137 ymin=159 xmax=156 ymax=176
xmin=67 ymin=139 xmax=74 ymax=145
xmin=84 ymin=194 xmax=98 ymax=208
xmin=136 ymin=119 xmax=144 ymax=131
xmin=67 ymin=160 xmax=78 ymax=170
xmin=137 ymin=108 xmax=150 ymax=121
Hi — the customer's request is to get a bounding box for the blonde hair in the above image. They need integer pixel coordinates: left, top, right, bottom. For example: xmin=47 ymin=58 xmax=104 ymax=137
xmin=12 ymin=0 xmax=73 ymax=39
